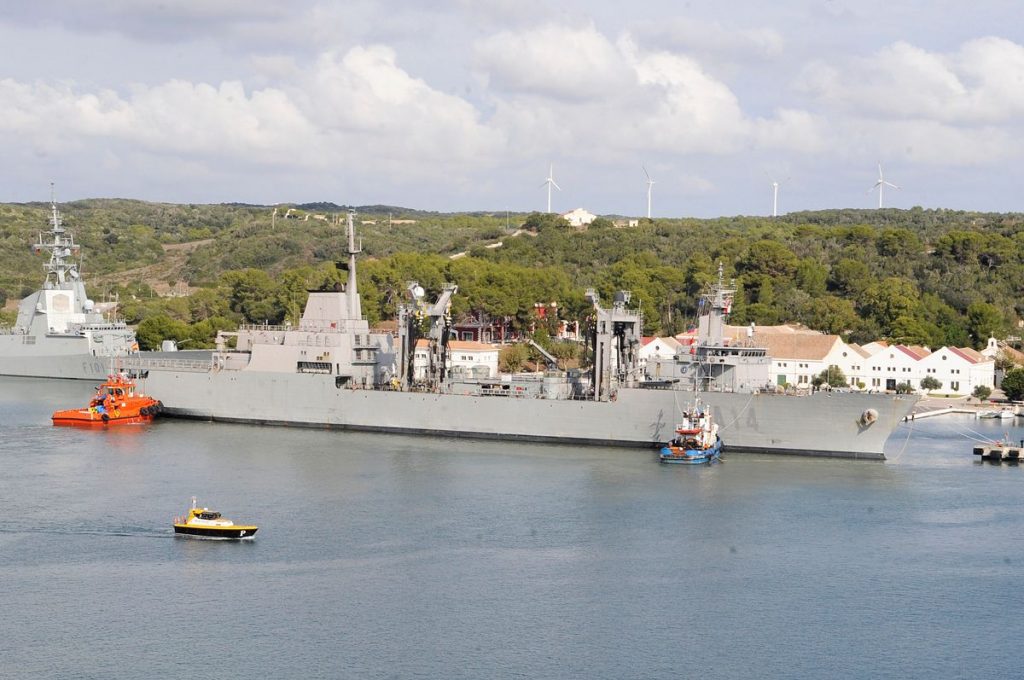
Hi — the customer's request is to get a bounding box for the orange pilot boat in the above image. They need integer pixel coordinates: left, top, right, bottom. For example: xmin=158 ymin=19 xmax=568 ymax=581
xmin=52 ymin=373 xmax=163 ymax=427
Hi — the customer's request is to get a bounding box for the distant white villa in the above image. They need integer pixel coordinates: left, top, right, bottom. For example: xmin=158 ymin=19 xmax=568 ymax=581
xmin=560 ymin=208 xmax=597 ymax=228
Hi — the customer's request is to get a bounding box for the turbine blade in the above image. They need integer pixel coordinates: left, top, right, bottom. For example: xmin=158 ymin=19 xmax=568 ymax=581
xmin=884 ymin=181 xmax=899 ymax=189
xmin=552 ymin=180 xmax=562 ymax=191
xmin=643 ymin=165 xmax=651 ymax=180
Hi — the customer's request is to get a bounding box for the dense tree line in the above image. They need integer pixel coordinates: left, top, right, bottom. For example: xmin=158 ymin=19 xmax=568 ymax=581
xmin=2 ymin=200 xmax=1022 ymax=352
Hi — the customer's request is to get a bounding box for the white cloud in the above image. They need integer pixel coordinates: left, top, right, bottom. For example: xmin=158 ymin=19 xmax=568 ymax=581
xmin=0 ymin=43 xmax=505 ymax=184
xmin=0 ymin=0 xmax=293 ymax=41
xmin=837 ymin=118 xmax=1020 ymax=166
xmin=623 ymin=43 xmax=751 ymax=153
xmin=754 ymin=108 xmax=828 ymax=153
xmin=478 ymin=27 xmax=785 ymax=159
xmin=629 ymin=17 xmax=785 ymax=62
xmin=0 ymin=78 xmax=314 ymax=162
xmin=799 ymin=37 xmax=1024 ymax=125
xmin=475 ymin=24 xmax=634 ymax=100
xmin=305 ymin=46 xmax=504 ymax=163
xmin=4 ymin=11 xmax=1022 ymax=214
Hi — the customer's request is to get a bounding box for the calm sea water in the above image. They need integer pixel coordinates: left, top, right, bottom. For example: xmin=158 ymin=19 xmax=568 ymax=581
xmin=1 ymin=377 xmax=1021 ymax=679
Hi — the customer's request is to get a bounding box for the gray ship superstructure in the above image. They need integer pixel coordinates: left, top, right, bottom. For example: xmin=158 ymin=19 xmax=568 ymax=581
xmin=128 ymin=212 xmax=916 ymax=458
xmin=0 ymin=196 xmax=138 ymax=380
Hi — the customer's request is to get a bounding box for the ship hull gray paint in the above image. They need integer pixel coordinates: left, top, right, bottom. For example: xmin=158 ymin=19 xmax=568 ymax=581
xmin=139 ymin=369 xmax=916 ymax=459
xmin=0 ymin=347 xmax=111 ymax=380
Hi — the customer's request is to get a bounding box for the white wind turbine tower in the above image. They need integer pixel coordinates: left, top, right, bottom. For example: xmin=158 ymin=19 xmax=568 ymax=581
xmin=643 ymin=166 xmax=656 ymax=218
xmin=542 ymin=163 xmax=561 ymax=213
xmin=766 ymin=173 xmax=781 ymax=217
xmin=868 ymin=162 xmax=899 ymax=208
xmin=765 ymin=172 xmax=791 ymax=217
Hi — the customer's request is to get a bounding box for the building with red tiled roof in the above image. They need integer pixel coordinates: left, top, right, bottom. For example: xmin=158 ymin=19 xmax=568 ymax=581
xmin=725 ymin=323 xmax=994 ymax=395
xmin=917 ymin=345 xmax=994 ymax=395
xmin=412 ymin=339 xmax=499 ymax=382
xmin=639 ymin=337 xmax=682 ymax=377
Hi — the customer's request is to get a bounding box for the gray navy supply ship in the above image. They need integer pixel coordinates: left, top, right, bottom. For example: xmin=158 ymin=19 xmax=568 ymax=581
xmin=127 ymin=212 xmax=916 ymax=459
xmin=0 ymin=195 xmax=138 ymax=380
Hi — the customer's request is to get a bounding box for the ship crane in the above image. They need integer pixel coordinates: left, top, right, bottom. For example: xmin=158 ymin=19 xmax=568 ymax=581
xmin=397 ymin=281 xmax=458 ymax=390
xmin=586 ymin=288 xmax=643 ymax=402
xmin=526 ymin=338 xmax=559 ymax=371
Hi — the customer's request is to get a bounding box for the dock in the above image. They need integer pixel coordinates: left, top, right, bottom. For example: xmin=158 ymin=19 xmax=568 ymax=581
xmin=904 ymin=406 xmax=977 ymax=421
xmin=974 ymin=444 xmax=1024 ymax=463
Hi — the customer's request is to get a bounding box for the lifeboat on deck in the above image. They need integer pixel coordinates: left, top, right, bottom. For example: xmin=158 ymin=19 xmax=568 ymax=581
xmin=52 ymin=373 xmax=162 ymax=427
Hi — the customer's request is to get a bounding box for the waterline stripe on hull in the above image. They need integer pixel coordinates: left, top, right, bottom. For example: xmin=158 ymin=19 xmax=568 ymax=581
xmin=173 ymin=526 xmax=257 ymax=539
xmin=160 ymin=409 xmax=888 ymax=460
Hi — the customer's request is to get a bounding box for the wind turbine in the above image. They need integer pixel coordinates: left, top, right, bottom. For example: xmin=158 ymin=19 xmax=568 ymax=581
xmin=868 ymin=162 xmax=899 ymax=209
xmin=541 ymin=163 xmax=561 ymax=213
xmin=766 ymin=173 xmax=781 ymax=217
xmin=643 ymin=165 xmax=655 ymax=218
xmin=765 ymin=172 xmax=791 ymax=217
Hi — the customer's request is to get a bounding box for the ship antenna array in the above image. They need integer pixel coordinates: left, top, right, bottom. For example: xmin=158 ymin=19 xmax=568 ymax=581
xmin=34 ymin=183 xmax=81 ymax=288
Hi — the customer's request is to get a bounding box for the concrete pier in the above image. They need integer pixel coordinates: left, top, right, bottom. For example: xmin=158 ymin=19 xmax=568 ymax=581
xmin=973 ymin=444 xmax=1024 ymax=463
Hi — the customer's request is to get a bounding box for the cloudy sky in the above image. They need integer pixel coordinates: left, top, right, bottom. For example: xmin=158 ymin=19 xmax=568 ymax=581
xmin=1 ymin=1 xmax=1021 ymax=217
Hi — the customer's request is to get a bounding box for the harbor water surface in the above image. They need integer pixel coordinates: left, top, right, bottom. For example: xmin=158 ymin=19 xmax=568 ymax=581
xmin=1 ymin=378 xmax=1021 ymax=679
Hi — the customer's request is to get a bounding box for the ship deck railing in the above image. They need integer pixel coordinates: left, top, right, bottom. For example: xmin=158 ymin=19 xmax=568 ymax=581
xmin=122 ymin=357 xmax=213 ymax=372
xmin=238 ymin=322 xmax=359 ymax=333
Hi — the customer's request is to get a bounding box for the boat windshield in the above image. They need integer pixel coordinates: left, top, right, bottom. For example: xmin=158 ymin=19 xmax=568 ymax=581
xmin=198 ymin=511 xmax=221 ymax=520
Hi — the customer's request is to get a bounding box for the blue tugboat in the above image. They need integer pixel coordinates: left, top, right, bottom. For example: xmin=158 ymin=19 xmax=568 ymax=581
xmin=660 ymin=400 xmax=722 ymax=464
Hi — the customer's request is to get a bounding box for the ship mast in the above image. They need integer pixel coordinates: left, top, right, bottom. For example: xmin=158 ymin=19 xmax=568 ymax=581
xmin=697 ymin=262 xmax=734 ymax=347
xmin=32 ymin=183 xmax=81 ymax=289
xmin=345 ymin=210 xmax=361 ymax=320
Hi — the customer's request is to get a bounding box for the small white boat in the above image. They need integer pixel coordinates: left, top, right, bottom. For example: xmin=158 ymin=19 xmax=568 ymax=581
xmin=978 ymin=410 xmax=1015 ymax=420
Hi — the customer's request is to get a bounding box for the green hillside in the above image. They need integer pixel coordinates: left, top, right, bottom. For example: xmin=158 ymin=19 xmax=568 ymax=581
xmin=2 ymin=200 xmax=1021 ymax=352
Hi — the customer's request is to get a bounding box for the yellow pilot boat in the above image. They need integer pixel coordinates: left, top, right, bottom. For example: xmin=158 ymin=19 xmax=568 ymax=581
xmin=173 ymin=497 xmax=258 ymax=540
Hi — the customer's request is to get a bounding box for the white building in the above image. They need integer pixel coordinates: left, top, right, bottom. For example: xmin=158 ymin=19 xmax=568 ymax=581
xmin=758 ymin=332 xmax=847 ymax=389
xmin=640 ymin=336 xmax=682 ymax=377
xmin=560 ymin=208 xmax=597 ymax=228
xmin=916 ymin=346 xmax=993 ymax=395
xmin=413 ymin=339 xmax=500 ymax=382
xmin=722 ymin=324 xmax=994 ymax=395
xmin=412 ymin=339 xmax=431 ymax=382
xmin=448 ymin=340 xmax=499 ymax=379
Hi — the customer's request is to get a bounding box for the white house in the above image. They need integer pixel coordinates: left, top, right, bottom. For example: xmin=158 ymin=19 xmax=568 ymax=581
xmin=918 ymin=346 xmax=993 ymax=395
xmin=560 ymin=208 xmax=597 ymax=228
xmin=720 ymin=324 xmax=844 ymax=388
xmin=448 ymin=340 xmax=499 ymax=379
xmin=413 ymin=339 xmax=500 ymax=381
xmin=718 ymin=323 xmax=994 ymax=395
xmin=412 ymin=339 xmax=431 ymax=382
xmin=756 ymin=333 xmax=846 ymax=388
xmin=859 ymin=344 xmax=926 ymax=392
xmin=640 ymin=336 xmax=682 ymax=377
